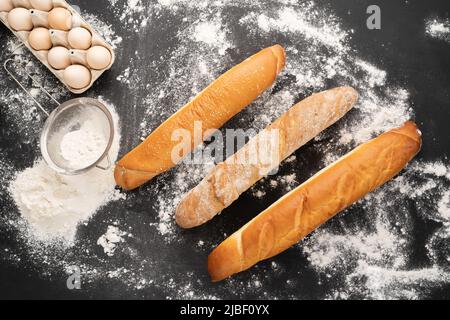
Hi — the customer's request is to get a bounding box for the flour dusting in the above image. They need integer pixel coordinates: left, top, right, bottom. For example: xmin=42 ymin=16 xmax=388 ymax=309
xmin=97 ymin=226 xmax=127 ymax=256
xmin=9 ymin=99 xmax=123 ymax=243
xmin=0 ymin=0 xmax=449 ymax=300
xmin=426 ymin=18 xmax=450 ymax=42
xmin=303 ymin=160 xmax=450 ymax=299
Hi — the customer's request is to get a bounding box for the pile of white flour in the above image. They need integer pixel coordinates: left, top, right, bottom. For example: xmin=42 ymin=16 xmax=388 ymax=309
xmin=9 ymin=99 xmax=123 ymax=243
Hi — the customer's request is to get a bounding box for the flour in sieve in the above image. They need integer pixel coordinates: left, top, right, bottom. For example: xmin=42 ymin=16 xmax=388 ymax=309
xmin=60 ymin=119 xmax=108 ymax=170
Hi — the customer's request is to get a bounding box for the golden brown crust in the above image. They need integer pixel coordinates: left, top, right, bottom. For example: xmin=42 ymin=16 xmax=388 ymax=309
xmin=208 ymin=121 xmax=422 ymax=282
xmin=115 ymin=45 xmax=286 ymax=190
xmin=176 ymin=87 xmax=359 ymax=228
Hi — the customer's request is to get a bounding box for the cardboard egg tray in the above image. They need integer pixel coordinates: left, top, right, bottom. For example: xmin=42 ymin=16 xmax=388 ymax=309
xmin=0 ymin=0 xmax=115 ymax=94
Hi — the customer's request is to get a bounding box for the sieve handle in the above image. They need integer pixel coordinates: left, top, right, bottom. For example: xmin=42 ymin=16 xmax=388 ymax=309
xmin=3 ymin=44 xmax=61 ymax=117
xmin=96 ymin=154 xmax=112 ymax=171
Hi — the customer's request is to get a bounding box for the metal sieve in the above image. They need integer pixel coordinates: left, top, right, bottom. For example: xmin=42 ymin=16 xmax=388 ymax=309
xmin=40 ymin=98 xmax=114 ymax=175
xmin=4 ymin=46 xmax=114 ymax=175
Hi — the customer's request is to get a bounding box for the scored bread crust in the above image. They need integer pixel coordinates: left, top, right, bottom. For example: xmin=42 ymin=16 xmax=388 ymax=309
xmin=208 ymin=121 xmax=422 ymax=282
xmin=114 ymin=45 xmax=286 ymax=190
xmin=176 ymin=87 xmax=359 ymax=229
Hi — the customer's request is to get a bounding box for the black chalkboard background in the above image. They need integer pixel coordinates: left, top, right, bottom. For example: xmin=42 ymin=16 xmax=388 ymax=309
xmin=0 ymin=0 xmax=449 ymax=300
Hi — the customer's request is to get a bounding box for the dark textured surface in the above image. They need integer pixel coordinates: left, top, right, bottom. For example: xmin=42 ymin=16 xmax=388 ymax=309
xmin=0 ymin=0 xmax=449 ymax=299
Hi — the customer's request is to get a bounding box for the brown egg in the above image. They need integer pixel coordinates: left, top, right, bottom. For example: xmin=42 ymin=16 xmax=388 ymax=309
xmin=68 ymin=27 xmax=92 ymax=50
xmin=64 ymin=65 xmax=91 ymax=89
xmin=7 ymin=7 xmax=33 ymax=31
xmin=30 ymin=0 xmax=53 ymax=11
xmin=48 ymin=7 xmax=71 ymax=31
xmin=28 ymin=27 xmax=52 ymax=50
xmin=11 ymin=0 xmax=31 ymax=9
xmin=86 ymin=46 xmax=112 ymax=70
xmin=48 ymin=46 xmax=71 ymax=70
xmin=0 ymin=0 xmax=14 ymax=12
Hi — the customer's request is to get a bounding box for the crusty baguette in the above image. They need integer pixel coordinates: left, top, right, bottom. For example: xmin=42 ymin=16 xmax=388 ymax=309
xmin=114 ymin=45 xmax=286 ymax=190
xmin=176 ymin=87 xmax=359 ymax=228
xmin=208 ymin=121 xmax=422 ymax=282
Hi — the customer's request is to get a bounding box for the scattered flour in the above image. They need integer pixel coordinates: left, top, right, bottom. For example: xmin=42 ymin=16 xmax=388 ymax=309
xmin=134 ymin=0 xmax=448 ymax=299
xmin=426 ymin=18 xmax=450 ymax=42
xmin=116 ymin=67 xmax=131 ymax=85
xmin=1 ymin=0 xmax=449 ymax=300
xmin=192 ymin=20 xmax=231 ymax=55
xmin=303 ymin=160 xmax=450 ymax=299
xmin=97 ymin=226 xmax=127 ymax=256
xmin=355 ymin=59 xmax=387 ymax=88
xmin=82 ymin=13 xmax=123 ymax=49
xmin=107 ymin=0 xmax=148 ymax=32
xmin=245 ymin=6 xmax=348 ymax=50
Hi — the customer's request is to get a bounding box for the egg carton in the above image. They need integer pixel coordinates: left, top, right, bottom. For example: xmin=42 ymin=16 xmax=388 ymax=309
xmin=0 ymin=0 xmax=115 ymax=94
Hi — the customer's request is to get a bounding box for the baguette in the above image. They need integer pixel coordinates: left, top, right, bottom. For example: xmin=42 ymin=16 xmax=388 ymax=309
xmin=176 ymin=87 xmax=359 ymax=228
xmin=208 ymin=121 xmax=422 ymax=282
xmin=115 ymin=45 xmax=286 ymax=190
